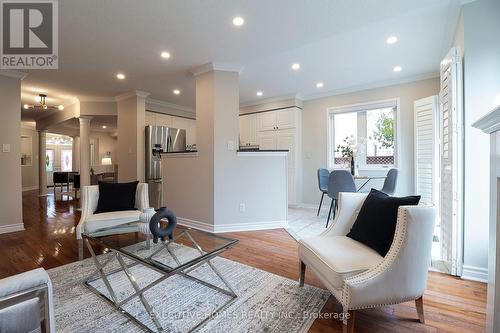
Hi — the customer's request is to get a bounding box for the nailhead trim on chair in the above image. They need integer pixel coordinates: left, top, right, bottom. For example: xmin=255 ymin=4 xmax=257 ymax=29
xmin=340 ymin=208 xmax=412 ymax=311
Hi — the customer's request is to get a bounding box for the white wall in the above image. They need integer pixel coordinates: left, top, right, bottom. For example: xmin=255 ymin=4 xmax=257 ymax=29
xmin=301 ymin=78 xmax=440 ymax=204
xmin=20 ymin=124 xmax=39 ymax=191
xmin=162 ymin=68 xmax=287 ymax=232
xmin=0 ymin=74 xmax=23 ymax=232
xmin=460 ymin=0 xmax=500 ymax=280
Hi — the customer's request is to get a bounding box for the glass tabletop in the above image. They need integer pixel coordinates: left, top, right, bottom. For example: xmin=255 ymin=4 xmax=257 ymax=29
xmin=82 ymin=225 xmax=238 ymax=274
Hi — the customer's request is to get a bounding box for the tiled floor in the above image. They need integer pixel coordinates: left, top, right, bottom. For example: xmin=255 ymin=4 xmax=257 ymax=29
xmin=286 ymin=206 xmax=331 ymax=240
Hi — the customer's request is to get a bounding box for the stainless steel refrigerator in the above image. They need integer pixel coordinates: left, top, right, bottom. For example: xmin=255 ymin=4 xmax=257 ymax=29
xmin=145 ymin=125 xmax=186 ymax=209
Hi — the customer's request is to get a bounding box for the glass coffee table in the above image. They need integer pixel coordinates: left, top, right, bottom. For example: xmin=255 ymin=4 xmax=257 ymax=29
xmin=82 ymin=225 xmax=238 ymax=332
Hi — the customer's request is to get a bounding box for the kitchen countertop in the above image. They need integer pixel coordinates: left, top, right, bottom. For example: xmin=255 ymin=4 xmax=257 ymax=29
xmin=237 ymin=149 xmax=289 ymax=152
xmin=162 ymin=150 xmax=198 ymax=154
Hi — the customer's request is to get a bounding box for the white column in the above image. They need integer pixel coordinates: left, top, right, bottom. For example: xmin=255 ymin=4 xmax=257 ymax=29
xmin=38 ymin=130 xmax=48 ymax=196
xmin=72 ymin=136 xmax=80 ymax=172
xmin=79 ymin=117 xmax=92 ymax=188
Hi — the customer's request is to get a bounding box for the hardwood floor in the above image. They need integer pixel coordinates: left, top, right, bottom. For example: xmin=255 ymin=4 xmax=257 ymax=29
xmin=0 ymin=190 xmax=487 ymax=332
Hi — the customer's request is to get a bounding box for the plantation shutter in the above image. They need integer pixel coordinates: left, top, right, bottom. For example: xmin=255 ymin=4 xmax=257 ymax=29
xmin=439 ymin=47 xmax=464 ymax=277
xmin=414 ymin=96 xmax=439 ymax=205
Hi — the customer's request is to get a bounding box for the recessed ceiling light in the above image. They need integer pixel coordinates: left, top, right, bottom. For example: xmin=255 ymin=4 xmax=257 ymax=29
xmin=291 ymin=63 xmax=301 ymax=71
xmin=256 ymin=91 xmax=263 ymax=96
xmin=116 ymin=73 xmax=125 ymax=80
xmin=161 ymin=51 xmax=171 ymax=59
xmin=23 ymin=104 xmax=29 ymax=109
xmin=386 ymin=36 xmax=398 ymax=45
xmin=102 ymin=125 xmax=107 ymax=129
xmin=232 ymin=16 xmax=244 ymax=26
xmin=393 ymin=66 xmax=402 ymax=72
xmin=316 ymin=82 xmax=324 ymax=88
xmin=173 ymin=89 xmax=180 ymax=95
xmin=58 ymin=105 xmax=64 ymax=110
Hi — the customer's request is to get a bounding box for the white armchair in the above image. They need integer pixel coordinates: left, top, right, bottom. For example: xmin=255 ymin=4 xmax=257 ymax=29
xmin=298 ymin=192 xmax=436 ymax=333
xmin=76 ymin=183 xmax=150 ymax=260
xmin=0 ymin=268 xmax=55 ymax=332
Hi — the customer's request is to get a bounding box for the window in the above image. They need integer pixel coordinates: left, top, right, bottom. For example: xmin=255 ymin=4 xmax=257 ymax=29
xmin=327 ymin=99 xmax=398 ymax=169
xmin=46 ymin=149 xmax=54 ymax=172
xmin=60 ymin=149 xmax=72 ymax=172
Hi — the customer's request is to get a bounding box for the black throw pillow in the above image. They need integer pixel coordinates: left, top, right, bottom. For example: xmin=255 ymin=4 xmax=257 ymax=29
xmin=346 ymin=189 xmax=420 ymax=256
xmin=94 ymin=181 xmax=139 ymax=214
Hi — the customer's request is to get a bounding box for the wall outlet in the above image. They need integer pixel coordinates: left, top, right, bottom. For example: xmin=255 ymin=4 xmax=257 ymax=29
xmin=227 ymin=140 xmax=235 ymax=151
xmin=2 ymin=144 xmax=10 ymax=153
xmin=239 ymin=203 xmax=246 ymax=212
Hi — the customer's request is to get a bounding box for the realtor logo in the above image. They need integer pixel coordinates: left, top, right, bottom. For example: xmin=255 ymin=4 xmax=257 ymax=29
xmin=1 ymin=0 xmax=58 ymax=69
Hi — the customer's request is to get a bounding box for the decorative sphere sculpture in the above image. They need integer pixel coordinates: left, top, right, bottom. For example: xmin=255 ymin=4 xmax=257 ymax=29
xmin=149 ymin=207 xmax=177 ymax=243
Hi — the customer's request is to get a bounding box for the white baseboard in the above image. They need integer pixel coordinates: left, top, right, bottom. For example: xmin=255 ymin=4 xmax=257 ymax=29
xmin=177 ymin=217 xmax=214 ymax=233
xmin=296 ymin=202 xmax=331 ymax=211
xmin=22 ymin=186 xmax=38 ymax=192
xmin=214 ymin=220 xmax=288 ymax=233
xmin=0 ymin=223 xmax=24 ymax=234
xmin=177 ymin=217 xmax=288 ymax=233
xmin=462 ymin=265 xmax=488 ymax=283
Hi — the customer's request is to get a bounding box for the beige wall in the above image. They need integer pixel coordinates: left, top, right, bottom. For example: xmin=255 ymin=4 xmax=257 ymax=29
xmin=0 ymin=74 xmax=23 ymax=231
xmin=117 ymin=94 xmax=147 ymax=182
xmin=301 ymin=77 xmax=440 ymax=204
xmin=20 ymin=125 xmax=39 ymax=190
xmin=80 ymin=101 xmax=116 ymax=116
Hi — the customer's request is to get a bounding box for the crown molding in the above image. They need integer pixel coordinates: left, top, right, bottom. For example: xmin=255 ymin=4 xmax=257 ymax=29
xmin=78 ymin=96 xmax=115 ymax=103
xmin=146 ymin=98 xmax=194 ymax=113
xmin=472 ymin=106 xmax=500 ymax=134
xmin=301 ymin=72 xmax=440 ymax=101
xmin=240 ymin=93 xmax=303 ymax=108
xmin=115 ymin=90 xmax=150 ymax=101
xmin=0 ymin=70 xmax=28 ymax=80
xmin=191 ymin=62 xmax=244 ymax=76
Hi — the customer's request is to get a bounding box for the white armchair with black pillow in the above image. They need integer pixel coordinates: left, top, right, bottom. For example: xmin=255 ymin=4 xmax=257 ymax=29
xmin=76 ymin=181 xmax=150 ymax=260
xmin=298 ymin=190 xmax=436 ymax=333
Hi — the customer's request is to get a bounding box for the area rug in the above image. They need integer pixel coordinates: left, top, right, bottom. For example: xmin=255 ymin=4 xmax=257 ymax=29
xmin=48 ymin=242 xmax=330 ymax=332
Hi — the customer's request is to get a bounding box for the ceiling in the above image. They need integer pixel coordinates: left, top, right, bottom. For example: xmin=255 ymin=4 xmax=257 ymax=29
xmin=19 ymin=0 xmax=463 ymax=111
xmin=48 ymin=116 xmax=117 ymax=136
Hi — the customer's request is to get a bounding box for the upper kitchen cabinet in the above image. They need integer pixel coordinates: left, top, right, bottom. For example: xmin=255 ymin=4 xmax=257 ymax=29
xmin=239 ymin=114 xmax=258 ymax=146
xmin=257 ymin=107 xmax=297 ymax=132
xmin=276 ymin=108 xmax=297 ymax=130
xmin=239 ymin=106 xmax=302 ymax=206
xmin=145 ymin=111 xmax=197 ymax=147
xmin=258 ymin=112 xmax=277 ymax=131
xmin=145 ymin=112 xmax=156 ymax=126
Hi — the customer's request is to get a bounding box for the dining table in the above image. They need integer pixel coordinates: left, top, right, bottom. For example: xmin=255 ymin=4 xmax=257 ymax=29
xmin=353 ymin=175 xmax=387 ymax=192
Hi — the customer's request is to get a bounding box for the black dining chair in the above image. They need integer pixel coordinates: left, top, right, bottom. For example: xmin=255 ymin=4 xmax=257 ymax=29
xmin=316 ymin=168 xmax=330 ymax=216
xmin=326 ymin=170 xmax=356 ymax=228
xmin=53 ymin=172 xmax=69 ymax=200
xmin=380 ymin=168 xmax=398 ymax=195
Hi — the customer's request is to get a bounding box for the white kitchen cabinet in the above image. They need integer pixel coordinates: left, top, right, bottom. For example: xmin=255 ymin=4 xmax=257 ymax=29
xmin=257 ymin=107 xmax=297 ymax=132
xmin=257 ymin=132 xmax=277 ymax=150
xmin=239 ymin=114 xmax=258 ymax=146
xmin=276 ymin=108 xmax=296 ymax=130
xmin=276 ymin=131 xmax=295 ymax=168
xmin=258 ymin=112 xmax=277 ymax=131
xmin=145 ymin=112 xmax=156 ymax=126
xmin=145 ymin=111 xmax=196 ymax=147
xmin=186 ymin=119 xmax=196 ymax=147
xmin=251 ymin=107 xmax=302 ymax=206
xmin=156 ymin=114 xmax=173 ymax=127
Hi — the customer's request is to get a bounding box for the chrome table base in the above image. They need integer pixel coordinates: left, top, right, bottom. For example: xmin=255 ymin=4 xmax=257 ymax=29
xmin=82 ymin=230 xmax=237 ymax=333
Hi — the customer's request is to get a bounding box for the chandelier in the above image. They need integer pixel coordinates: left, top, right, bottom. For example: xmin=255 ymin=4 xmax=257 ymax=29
xmin=23 ymin=94 xmax=64 ymax=111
